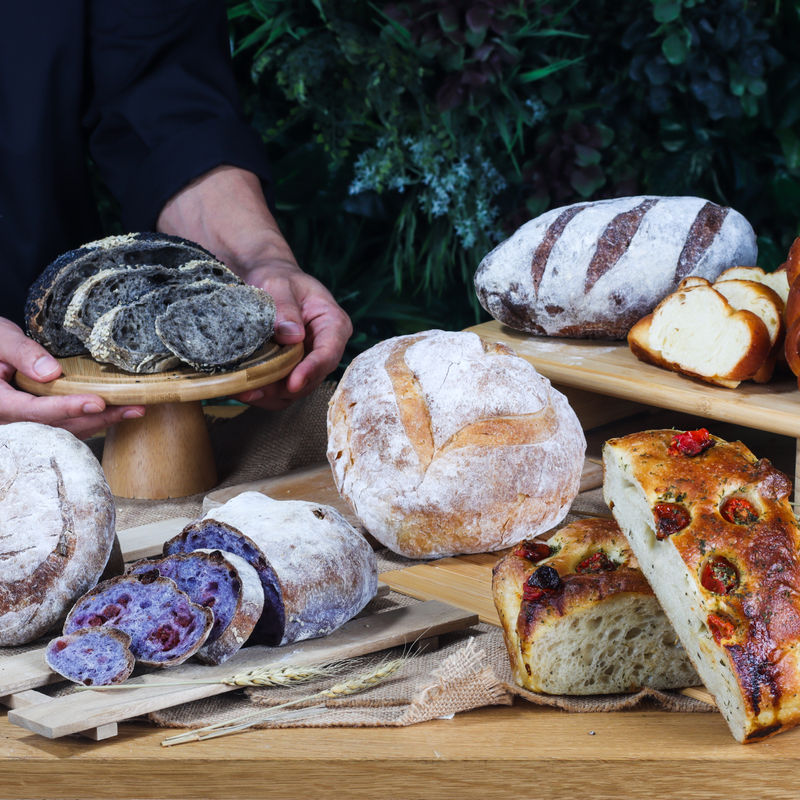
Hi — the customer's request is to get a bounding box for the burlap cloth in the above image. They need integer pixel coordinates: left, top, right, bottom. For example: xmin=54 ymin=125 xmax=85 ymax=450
xmin=92 ymin=384 xmax=717 ymax=729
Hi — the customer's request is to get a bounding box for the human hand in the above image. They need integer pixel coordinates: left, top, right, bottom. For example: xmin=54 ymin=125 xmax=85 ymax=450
xmin=233 ymin=259 xmax=352 ymax=410
xmin=0 ymin=318 xmax=145 ymax=439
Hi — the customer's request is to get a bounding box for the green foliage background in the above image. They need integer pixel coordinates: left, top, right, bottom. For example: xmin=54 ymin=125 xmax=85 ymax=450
xmin=227 ymin=0 xmax=800 ymax=362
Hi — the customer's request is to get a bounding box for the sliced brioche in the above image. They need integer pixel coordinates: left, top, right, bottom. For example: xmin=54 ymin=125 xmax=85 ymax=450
xmin=155 ymin=284 xmax=276 ymax=372
xmin=603 ymin=428 xmax=800 ymax=742
xmin=716 ymin=266 xmax=790 ymax=307
xmin=627 ymin=283 xmax=771 ymax=387
xmin=492 ymin=517 xmax=697 ymax=695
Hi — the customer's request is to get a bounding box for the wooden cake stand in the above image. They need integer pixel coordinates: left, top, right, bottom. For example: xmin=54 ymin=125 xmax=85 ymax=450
xmin=15 ymin=342 xmax=304 ymax=500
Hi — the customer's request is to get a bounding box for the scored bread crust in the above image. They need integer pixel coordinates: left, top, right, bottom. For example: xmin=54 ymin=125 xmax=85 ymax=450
xmin=327 ymin=330 xmax=586 ymax=559
xmin=492 ymin=518 xmax=697 ymax=695
xmin=603 ymin=429 xmax=800 ymax=742
xmin=627 ymin=283 xmax=771 ymax=387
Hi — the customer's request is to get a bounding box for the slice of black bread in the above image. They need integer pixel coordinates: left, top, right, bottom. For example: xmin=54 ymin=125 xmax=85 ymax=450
xmin=88 ymin=280 xmax=225 ymax=373
xmin=64 ymin=259 xmax=241 ymax=345
xmin=25 ymin=233 xmax=220 ymax=356
xmin=155 ymin=284 xmax=277 ymax=372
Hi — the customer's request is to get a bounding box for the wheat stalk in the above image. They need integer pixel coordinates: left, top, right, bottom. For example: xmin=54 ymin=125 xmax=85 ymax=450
xmin=161 ymin=657 xmax=406 ymax=747
xmin=75 ymin=662 xmax=341 ymax=691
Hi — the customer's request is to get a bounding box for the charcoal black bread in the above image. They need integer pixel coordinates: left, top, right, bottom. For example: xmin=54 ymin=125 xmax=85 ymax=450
xmin=64 ymin=259 xmax=241 ymax=345
xmin=155 ymin=284 xmax=277 ymax=372
xmin=88 ymin=280 xmax=228 ymax=373
xmin=25 ymin=233 xmax=222 ymax=356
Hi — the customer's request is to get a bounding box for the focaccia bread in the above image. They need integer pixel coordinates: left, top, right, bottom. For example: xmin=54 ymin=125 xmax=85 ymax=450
xmin=0 ymin=423 xmax=116 ymax=645
xmin=492 ymin=518 xmax=697 ymax=695
xmin=474 ymin=196 xmax=756 ymax=339
xmin=327 ymin=330 xmax=586 ymax=558
xmin=127 ymin=549 xmax=264 ymax=665
xmin=603 ymin=428 xmax=800 ymax=742
xmin=164 ymin=492 xmax=378 ymax=646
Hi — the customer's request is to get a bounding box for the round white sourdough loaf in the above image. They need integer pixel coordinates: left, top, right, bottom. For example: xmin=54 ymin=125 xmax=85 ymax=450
xmin=327 ymin=330 xmax=586 ymax=559
xmin=0 ymin=423 xmax=116 ymax=645
xmin=474 ymin=195 xmax=758 ymax=339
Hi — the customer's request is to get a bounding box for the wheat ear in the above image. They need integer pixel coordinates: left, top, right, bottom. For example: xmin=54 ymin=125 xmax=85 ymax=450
xmin=161 ymin=657 xmax=406 ymax=746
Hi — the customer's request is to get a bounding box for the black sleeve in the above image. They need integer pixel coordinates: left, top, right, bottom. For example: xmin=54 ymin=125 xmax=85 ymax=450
xmin=84 ymin=0 xmax=272 ymax=230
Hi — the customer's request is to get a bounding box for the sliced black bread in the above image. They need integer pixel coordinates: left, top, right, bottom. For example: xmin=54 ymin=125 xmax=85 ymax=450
xmin=87 ymin=280 xmax=224 ymax=373
xmin=155 ymin=284 xmax=277 ymax=372
xmin=25 ymin=233 xmax=220 ymax=356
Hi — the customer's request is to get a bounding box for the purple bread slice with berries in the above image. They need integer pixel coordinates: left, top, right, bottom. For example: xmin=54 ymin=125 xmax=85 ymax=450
xmin=164 ymin=492 xmax=377 ymax=646
xmin=127 ymin=549 xmax=264 ymax=665
xmin=63 ymin=571 xmax=213 ymax=667
xmin=45 ymin=627 xmax=135 ymax=686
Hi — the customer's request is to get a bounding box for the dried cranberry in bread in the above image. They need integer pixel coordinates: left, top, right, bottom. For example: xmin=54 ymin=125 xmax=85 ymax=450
xmin=164 ymin=492 xmax=377 ymax=646
xmin=127 ymin=549 xmax=264 ymax=665
xmin=45 ymin=627 xmax=135 ymax=686
xmin=63 ymin=572 xmax=213 ymax=667
xmin=327 ymin=330 xmax=586 ymax=558
xmin=492 ymin=518 xmax=697 ymax=695
xmin=474 ymin=195 xmax=757 ymax=339
xmin=603 ymin=428 xmax=800 ymax=742
xmin=627 ymin=282 xmax=771 ymax=387
xmin=0 ymin=423 xmax=116 ymax=645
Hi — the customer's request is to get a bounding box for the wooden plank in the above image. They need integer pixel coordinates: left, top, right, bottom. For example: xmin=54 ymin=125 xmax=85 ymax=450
xmin=7 ymin=600 xmax=477 ymax=739
xmin=468 ymin=320 xmax=800 ymax=438
xmin=117 ymin=517 xmax=194 ymax=562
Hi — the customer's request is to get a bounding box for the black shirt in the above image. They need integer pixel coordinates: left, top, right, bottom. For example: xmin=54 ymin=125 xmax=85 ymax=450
xmin=0 ymin=0 xmax=271 ymax=325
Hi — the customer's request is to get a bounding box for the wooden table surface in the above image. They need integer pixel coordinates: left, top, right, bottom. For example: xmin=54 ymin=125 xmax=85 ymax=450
xmin=2 ymin=703 xmax=799 ymax=800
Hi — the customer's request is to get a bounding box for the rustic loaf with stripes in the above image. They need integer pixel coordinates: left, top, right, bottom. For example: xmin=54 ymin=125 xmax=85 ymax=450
xmin=474 ymin=196 xmax=757 ymax=339
xmin=327 ymin=329 xmax=586 ymax=558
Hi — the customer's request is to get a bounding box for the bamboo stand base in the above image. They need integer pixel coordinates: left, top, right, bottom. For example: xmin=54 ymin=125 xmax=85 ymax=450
xmin=102 ymin=401 xmax=217 ymax=499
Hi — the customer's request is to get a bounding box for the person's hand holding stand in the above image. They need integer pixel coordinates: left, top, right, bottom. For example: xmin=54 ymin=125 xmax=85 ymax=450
xmin=0 ymin=317 xmax=144 ymax=438
xmin=157 ymin=165 xmax=352 ymax=410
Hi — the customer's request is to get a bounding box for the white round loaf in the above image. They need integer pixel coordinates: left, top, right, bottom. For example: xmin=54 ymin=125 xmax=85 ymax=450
xmin=474 ymin=195 xmax=757 ymax=339
xmin=327 ymin=330 xmax=586 ymax=558
xmin=0 ymin=422 xmax=116 ymax=644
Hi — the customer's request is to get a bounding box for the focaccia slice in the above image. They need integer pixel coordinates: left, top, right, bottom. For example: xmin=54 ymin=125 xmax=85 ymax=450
xmin=492 ymin=517 xmax=697 ymax=695
xmin=603 ymin=428 xmax=800 ymax=742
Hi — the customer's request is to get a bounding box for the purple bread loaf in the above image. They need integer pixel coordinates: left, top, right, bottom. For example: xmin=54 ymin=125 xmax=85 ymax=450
xmin=127 ymin=549 xmax=264 ymax=665
xmin=164 ymin=492 xmax=378 ymax=646
xmin=63 ymin=572 xmax=213 ymax=667
xmin=45 ymin=627 xmax=135 ymax=686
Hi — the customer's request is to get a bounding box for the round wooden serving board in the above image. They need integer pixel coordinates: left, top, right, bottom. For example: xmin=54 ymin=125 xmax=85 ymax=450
xmin=15 ymin=342 xmax=303 ymax=500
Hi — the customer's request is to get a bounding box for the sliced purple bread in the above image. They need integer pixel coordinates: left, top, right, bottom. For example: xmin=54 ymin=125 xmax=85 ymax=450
xmin=164 ymin=492 xmax=378 ymax=646
xmin=63 ymin=572 xmax=213 ymax=667
xmin=45 ymin=627 xmax=135 ymax=686
xmin=127 ymin=549 xmax=264 ymax=665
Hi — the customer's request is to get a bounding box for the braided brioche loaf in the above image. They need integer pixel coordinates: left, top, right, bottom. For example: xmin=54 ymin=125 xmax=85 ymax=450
xmin=604 ymin=428 xmax=800 ymax=742
xmin=327 ymin=330 xmax=586 ymax=559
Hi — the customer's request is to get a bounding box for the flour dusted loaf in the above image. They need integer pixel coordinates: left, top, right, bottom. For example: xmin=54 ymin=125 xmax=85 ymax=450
xmin=492 ymin=518 xmax=697 ymax=694
xmin=45 ymin=627 xmax=135 ymax=686
xmin=25 ymin=232 xmax=218 ymax=356
xmin=63 ymin=572 xmax=213 ymax=667
xmin=327 ymin=330 xmax=586 ymax=559
xmin=474 ymin=196 xmax=757 ymax=339
xmin=164 ymin=492 xmax=377 ymax=646
xmin=603 ymin=428 xmax=800 ymax=742
xmin=0 ymin=423 xmax=116 ymax=645
xmin=127 ymin=549 xmax=264 ymax=665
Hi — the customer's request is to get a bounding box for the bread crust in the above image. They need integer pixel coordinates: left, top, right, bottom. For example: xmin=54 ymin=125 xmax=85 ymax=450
xmin=603 ymin=429 xmax=800 ymax=742
xmin=327 ymin=330 xmax=586 ymax=558
xmin=492 ymin=518 xmax=697 ymax=694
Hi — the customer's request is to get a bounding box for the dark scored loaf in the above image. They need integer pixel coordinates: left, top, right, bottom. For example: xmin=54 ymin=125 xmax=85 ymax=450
xmin=474 ymin=195 xmax=757 ymax=339
xmin=164 ymin=492 xmax=378 ymax=646
xmin=63 ymin=259 xmax=239 ymax=344
xmin=87 ymin=280 xmax=228 ymax=373
xmin=25 ymin=232 xmax=218 ymax=356
xmin=45 ymin=627 xmax=135 ymax=686
xmin=155 ymin=284 xmax=276 ymax=372
xmin=63 ymin=572 xmax=213 ymax=667
xmin=0 ymin=423 xmax=116 ymax=645
xmin=127 ymin=549 xmax=264 ymax=665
